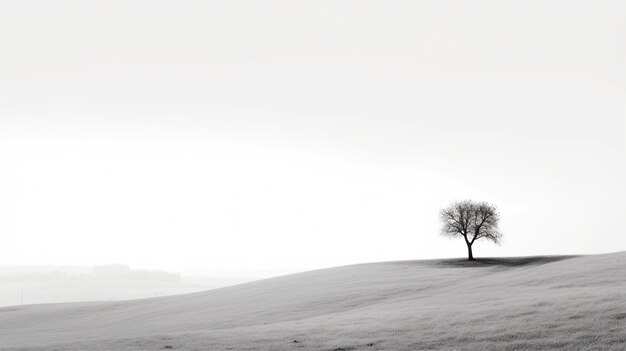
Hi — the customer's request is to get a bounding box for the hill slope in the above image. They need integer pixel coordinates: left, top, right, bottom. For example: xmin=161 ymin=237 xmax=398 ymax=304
xmin=1 ymin=252 xmax=624 ymax=351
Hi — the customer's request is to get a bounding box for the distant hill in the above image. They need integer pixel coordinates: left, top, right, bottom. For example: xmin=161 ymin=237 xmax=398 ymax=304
xmin=0 ymin=252 xmax=624 ymax=350
xmin=0 ymin=265 xmax=249 ymax=308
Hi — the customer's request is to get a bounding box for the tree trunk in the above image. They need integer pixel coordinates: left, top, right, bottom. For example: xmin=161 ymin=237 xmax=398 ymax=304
xmin=466 ymin=242 xmax=474 ymax=261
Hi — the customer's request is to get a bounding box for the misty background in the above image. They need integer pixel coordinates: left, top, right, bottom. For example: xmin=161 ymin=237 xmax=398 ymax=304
xmin=1 ymin=0 xmax=625 ymax=290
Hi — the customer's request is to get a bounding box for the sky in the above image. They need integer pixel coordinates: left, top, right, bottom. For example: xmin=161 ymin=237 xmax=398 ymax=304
xmin=1 ymin=0 xmax=625 ymax=277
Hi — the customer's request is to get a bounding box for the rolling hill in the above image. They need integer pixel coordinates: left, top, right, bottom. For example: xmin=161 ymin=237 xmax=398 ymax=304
xmin=0 ymin=252 xmax=624 ymax=350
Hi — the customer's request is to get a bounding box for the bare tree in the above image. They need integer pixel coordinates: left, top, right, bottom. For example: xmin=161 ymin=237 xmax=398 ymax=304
xmin=440 ymin=200 xmax=502 ymax=261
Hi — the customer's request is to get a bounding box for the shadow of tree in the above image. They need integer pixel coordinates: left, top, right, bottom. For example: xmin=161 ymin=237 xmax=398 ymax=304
xmin=432 ymin=255 xmax=579 ymax=268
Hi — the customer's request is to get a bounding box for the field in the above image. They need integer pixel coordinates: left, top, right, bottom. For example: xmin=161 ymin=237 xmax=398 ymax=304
xmin=0 ymin=252 xmax=624 ymax=351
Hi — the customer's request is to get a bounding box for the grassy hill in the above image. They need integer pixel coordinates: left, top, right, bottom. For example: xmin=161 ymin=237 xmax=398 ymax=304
xmin=0 ymin=252 xmax=624 ymax=351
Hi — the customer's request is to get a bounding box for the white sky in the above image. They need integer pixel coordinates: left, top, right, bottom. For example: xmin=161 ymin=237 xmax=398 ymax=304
xmin=1 ymin=0 xmax=625 ymax=277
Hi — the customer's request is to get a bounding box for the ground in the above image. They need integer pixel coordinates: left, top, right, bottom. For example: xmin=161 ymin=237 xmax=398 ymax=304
xmin=0 ymin=252 xmax=624 ymax=350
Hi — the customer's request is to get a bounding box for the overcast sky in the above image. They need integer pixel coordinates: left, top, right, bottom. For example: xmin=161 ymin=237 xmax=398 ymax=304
xmin=1 ymin=0 xmax=625 ymax=277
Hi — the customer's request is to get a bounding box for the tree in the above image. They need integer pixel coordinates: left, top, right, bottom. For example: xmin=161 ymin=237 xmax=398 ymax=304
xmin=440 ymin=200 xmax=502 ymax=261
